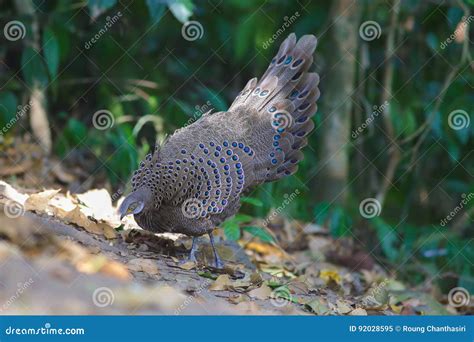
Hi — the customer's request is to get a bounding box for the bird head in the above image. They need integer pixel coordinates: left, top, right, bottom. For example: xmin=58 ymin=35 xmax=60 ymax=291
xmin=118 ymin=188 xmax=151 ymax=220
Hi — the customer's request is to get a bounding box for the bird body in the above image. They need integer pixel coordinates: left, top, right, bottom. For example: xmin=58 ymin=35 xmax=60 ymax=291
xmin=120 ymin=33 xmax=320 ymax=267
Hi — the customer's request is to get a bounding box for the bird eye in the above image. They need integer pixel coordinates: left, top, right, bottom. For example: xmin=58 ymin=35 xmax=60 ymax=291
xmin=128 ymin=203 xmax=137 ymax=212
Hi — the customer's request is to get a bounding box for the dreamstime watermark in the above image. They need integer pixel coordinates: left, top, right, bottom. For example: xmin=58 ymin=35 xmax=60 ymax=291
xmin=270 ymin=287 xmax=292 ymax=307
xmin=181 ymin=21 xmax=203 ymax=41
xmin=84 ymin=11 xmax=123 ymax=49
xmin=448 ymin=287 xmax=470 ymax=308
xmin=271 ymin=111 xmax=293 ymax=131
xmin=359 ymin=20 xmax=382 ymax=41
xmin=184 ymin=100 xmax=213 ymax=128
xmin=92 ymin=287 xmax=115 ymax=307
xmin=351 ymin=101 xmax=389 ymax=139
xmin=1 ymin=194 xmax=26 ymax=219
xmin=440 ymin=15 xmax=474 ymax=49
xmin=92 ymin=109 xmax=115 ymax=130
xmin=361 ymin=278 xmax=388 ymax=306
xmin=262 ymin=11 xmax=300 ymax=49
xmin=440 ymin=192 xmax=473 ymax=227
xmin=448 ymin=109 xmax=470 ymax=130
xmin=0 ymin=277 xmax=34 ymax=312
xmin=262 ymin=189 xmax=300 ymax=228
xmin=181 ymin=198 xmax=202 ymax=219
xmin=174 ymin=279 xmax=212 ymax=315
xmin=3 ymin=20 xmax=26 ymax=41
xmin=5 ymin=323 xmax=85 ymax=336
xmin=359 ymin=198 xmax=381 ymax=219
xmin=0 ymin=101 xmax=32 ymax=137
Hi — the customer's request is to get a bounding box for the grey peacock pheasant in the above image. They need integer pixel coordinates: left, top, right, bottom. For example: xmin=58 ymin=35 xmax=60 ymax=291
xmin=119 ymin=33 xmax=320 ymax=268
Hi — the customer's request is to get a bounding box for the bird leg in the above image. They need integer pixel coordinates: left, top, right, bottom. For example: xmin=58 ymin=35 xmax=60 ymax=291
xmin=180 ymin=236 xmax=198 ymax=264
xmin=208 ymin=232 xmax=224 ymax=269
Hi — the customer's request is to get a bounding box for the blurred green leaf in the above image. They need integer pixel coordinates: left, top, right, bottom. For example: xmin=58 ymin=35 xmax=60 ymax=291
xmin=224 ymin=221 xmax=241 ymax=240
xmin=0 ymin=92 xmax=18 ymax=124
xmin=43 ymin=28 xmax=60 ymax=80
xmin=21 ymin=47 xmax=49 ymax=87
xmin=240 ymin=197 xmax=264 ymax=207
xmin=243 ymin=226 xmax=275 ymax=242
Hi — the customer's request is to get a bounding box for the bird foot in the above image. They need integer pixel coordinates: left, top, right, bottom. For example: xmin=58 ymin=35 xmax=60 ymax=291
xmin=213 ymin=257 xmax=225 ymax=269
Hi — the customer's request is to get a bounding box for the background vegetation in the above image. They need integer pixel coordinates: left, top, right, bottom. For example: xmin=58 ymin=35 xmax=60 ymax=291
xmin=0 ymin=0 xmax=473 ymax=296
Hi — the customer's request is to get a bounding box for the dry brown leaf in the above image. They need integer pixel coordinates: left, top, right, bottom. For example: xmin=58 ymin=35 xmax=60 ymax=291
xmin=56 ymin=205 xmax=116 ymax=239
xmin=24 ymin=189 xmax=60 ymax=212
xmin=209 ymin=274 xmax=232 ymax=291
xmin=248 ymin=283 xmax=273 ymax=300
xmin=350 ymin=308 xmax=368 ymax=316
xmin=127 ymin=258 xmax=159 ymax=275
xmin=177 ymin=261 xmax=196 ymax=270
xmin=319 ymin=269 xmax=342 ymax=285
xmin=335 ymin=300 xmax=353 ymax=314
xmin=306 ymin=297 xmax=329 ymax=315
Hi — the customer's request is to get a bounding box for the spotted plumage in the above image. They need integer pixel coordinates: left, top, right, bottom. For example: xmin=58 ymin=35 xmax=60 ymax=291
xmin=120 ymin=33 xmax=320 ymax=267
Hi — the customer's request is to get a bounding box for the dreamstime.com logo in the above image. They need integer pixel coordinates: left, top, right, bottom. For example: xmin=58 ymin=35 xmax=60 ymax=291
xmin=270 ymin=287 xmax=292 ymax=307
xmin=181 ymin=21 xmax=203 ymax=41
xmin=92 ymin=287 xmax=115 ymax=307
xmin=0 ymin=194 xmax=25 ymax=218
xmin=359 ymin=198 xmax=381 ymax=218
xmin=3 ymin=20 xmax=26 ymax=41
xmin=5 ymin=323 xmax=85 ymax=336
xmin=359 ymin=20 xmax=382 ymax=41
xmin=440 ymin=192 xmax=473 ymax=227
xmin=262 ymin=11 xmax=300 ymax=49
xmin=448 ymin=109 xmax=470 ymax=130
xmin=181 ymin=198 xmax=203 ymax=219
xmin=92 ymin=110 xmax=115 ymax=130
xmin=448 ymin=287 xmax=470 ymax=308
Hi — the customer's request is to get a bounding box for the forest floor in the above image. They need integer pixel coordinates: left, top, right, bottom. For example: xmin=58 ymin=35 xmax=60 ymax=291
xmin=0 ymin=180 xmax=462 ymax=315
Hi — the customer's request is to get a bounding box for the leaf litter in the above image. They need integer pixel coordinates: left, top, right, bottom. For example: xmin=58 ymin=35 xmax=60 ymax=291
xmin=0 ymin=180 xmax=464 ymax=315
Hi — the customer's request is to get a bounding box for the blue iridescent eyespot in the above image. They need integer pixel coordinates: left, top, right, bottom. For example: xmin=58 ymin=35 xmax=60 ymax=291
xmin=203 ymin=148 xmax=209 ymax=154
xmin=210 ymin=142 xmax=215 ymax=146
xmin=236 ymin=163 xmax=242 ymax=169
xmin=238 ymin=143 xmax=244 ymax=148
xmin=273 ymin=141 xmax=279 ymax=147
xmin=224 ymin=165 xmax=230 ymax=171
xmin=277 ymin=55 xmax=286 ymax=64
xmin=270 ymin=152 xmax=275 ymax=157
xmin=226 ymin=149 xmax=232 ymax=156
xmin=271 ymin=158 xmax=278 ymax=164
xmin=223 ymin=141 xmax=229 ymax=147
xmin=220 ymin=158 xmax=225 ymax=163
xmin=214 ymin=152 xmax=220 ymax=157
xmin=284 ymin=56 xmax=293 ymax=65
xmin=277 ymin=128 xmax=285 ymax=133
xmin=244 ymin=146 xmax=250 ymax=153
xmin=232 ymin=155 xmax=238 ymax=161
xmin=232 ymin=142 xmax=237 ymax=147
xmin=274 ymin=135 xmax=280 ymax=140
xmin=269 ymin=106 xmax=277 ymax=113
xmin=181 ymin=149 xmax=186 ymax=154
xmin=199 ymin=143 xmax=204 ymax=148
xmin=216 ymin=146 xmax=222 ymax=151
xmin=292 ymin=58 xmax=303 ymax=68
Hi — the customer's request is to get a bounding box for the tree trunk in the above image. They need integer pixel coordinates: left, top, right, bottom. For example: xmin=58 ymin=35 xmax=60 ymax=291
xmin=313 ymin=0 xmax=361 ymax=204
